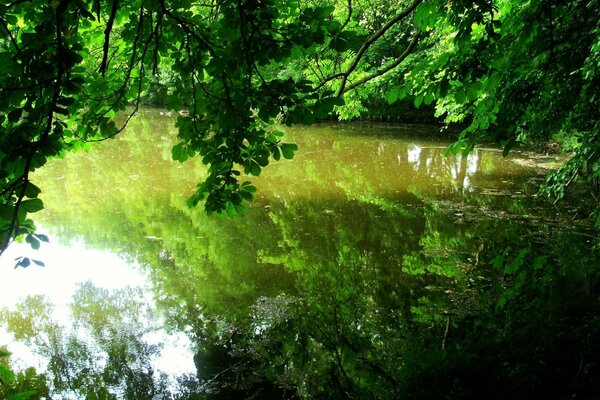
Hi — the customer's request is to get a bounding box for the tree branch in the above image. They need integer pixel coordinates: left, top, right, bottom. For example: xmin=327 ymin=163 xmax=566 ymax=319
xmin=340 ymin=0 xmax=352 ymax=30
xmin=158 ymin=0 xmax=217 ymax=56
xmin=1 ymin=0 xmax=72 ymax=254
xmin=337 ymin=0 xmax=424 ymax=96
xmin=313 ymin=72 xmax=347 ymax=92
xmin=341 ymin=33 xmax=419 ymax=94
xmin=85 ymin=8 xmax=159 ymax=143
xmin=0 ymin=17 xmax=22 ymax=53
xmin=99 ymin=0 xmax=119 ymax=75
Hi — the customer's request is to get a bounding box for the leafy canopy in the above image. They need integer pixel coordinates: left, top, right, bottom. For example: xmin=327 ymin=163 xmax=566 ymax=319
xmin=1 ymin=0 xmax=598 ymax=255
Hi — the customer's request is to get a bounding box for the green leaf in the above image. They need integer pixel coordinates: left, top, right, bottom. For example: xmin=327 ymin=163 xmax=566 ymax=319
xmin=386 ymin=87 xmax=400 ymax=104
xmin=59 ymin=96 xmax=75 ymax=106
xmin=466 ymin=82 xmax=481 ymax=100
xmin=532 ymin=256 xmax=547 ymax=270
xmin=314 ymin=97 xmax=344 ymax=118
xmin=16 ymin=257 xmax=31 ymax=268
xmin=225 ymin=202 xmax=239 ymax=217
xmin=255 ymin=150 xmax=270 ymax=167
xmin=290 ymin=44 xmax=303 ymax=59
xmin=462 ymin=140 xmax=476 ymax=156
xmin=414 ymin=94 xmax=423 ymax=108
xmin=505 ymin=248 xmax=528 ymax=274
xmin=444 ymin=139 xmax=467 ymax=156
xmin=25 ymin=234 xmax=40 ymax=250
xmin=280 ymin=143 xmax=298 ymax=160
xmin=0 ymin=204 xmax=13 ymax=221
xmin=272 ymin=147 xmax=281 ymax=161
xmin=414 ymin=2 xmax=436 ymax=29
xmin=20 ymin=198 xmax=44 ymax=213
xmin=258 ymin=105 xmax=278 ymax=122
xmin=7 ymin=390 xmax=39 ymax=400
xmin=438 ymin=80 xmax=450 ymax=98
xmin=239 ymin=190 xmax=253 ymax=201
xmin=186 ymin=192 xmax=202 ymax=208
xmin=455 ymin=88 xmax=467 ymax=104
xmin=99 ymin=121 xmax=117 ymax=137
xmin=0 ymin=364 xmax=15 ymax=384
xmin=313 ymin=5 xmax=335 ymax=18
xmin=24 ymin=182 xmax=42 ymax=198
xmin=79 ymin=6 xmax=96 ymax=20
xmin=286 ymin=106 xmax=313 ymax=125
xmin=423 ymin=92 xmax=435 ymax=105
xmin=66 ymin=50 xmax=84 ymax=64
xmin=33 ymin=233 xmax=49 ymax=242
xmin=249 ymin=162 xmax=261 ymax=176
xmin=172 ymin=143 xmax=189 ymax=162
xmin=325 ymin=96 xmax=345 ymax=107
xmin=241 ymin=182 xmax=257 ymax=193
xmin=496 ymin=295 xmax=507 ymax=309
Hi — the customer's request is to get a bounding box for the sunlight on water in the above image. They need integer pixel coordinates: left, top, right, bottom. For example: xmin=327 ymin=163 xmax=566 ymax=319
xmin=0 ymin=228 xmax=196 ymax=378
xmin=0 ymin=230 xmax=146 ymax=308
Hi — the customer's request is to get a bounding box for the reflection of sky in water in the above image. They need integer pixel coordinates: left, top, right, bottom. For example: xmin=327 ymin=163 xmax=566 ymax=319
xmin=407 ymin=144 xmax=422 ymax=169
xmin=467 ymin=151 xmax=479 ymax=175
xmin=0 ymin=230 xmax=195 ymax=379
xmin=406 ymin=145 xmax=481 ymax=193
xmin=451 ymin=155 xmax=460 ymax=180
xmin=463 ymin=151 xmax=480 ymax=192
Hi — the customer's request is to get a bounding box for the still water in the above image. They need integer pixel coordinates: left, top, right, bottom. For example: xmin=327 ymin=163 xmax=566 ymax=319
xmin=0 ymin=110 xmax=583 ymax=398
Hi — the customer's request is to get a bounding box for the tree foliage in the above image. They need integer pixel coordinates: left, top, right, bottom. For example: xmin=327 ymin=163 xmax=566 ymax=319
xmin=0 ymin=349 xmax=49 ymax=400
xmin=395 ymin=0 xmax=600 ymax=202
xmin=1 ymin=0 xmax=598 ymax=254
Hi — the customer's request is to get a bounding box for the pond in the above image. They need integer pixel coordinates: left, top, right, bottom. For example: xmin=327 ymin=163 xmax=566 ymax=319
xmin=0 ymin=110 xmax=594 ymax=399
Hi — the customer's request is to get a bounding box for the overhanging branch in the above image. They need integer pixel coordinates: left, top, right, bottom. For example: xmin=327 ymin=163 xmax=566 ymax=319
xmin=336 ymin=0 xmax=424 ymax=96
xmin=341 ymin=33 xmax=419 ymax=94
xmin=99 ymin=0 xmax=119 ymax=75
xmin=340 ymin=0 xmax=352 ymax=30
xmin=158 ymin=0 xmax=217 ymax=56
xmin=1 ymin=0 xmax=72 ymax=254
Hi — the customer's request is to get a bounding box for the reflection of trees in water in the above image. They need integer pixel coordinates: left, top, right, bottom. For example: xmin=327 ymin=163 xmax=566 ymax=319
xmin=14 ymin=117 xmax=585 ymax=398
xmin=406 ymin=144 xmax=482 ymax=193
xmin=1 ymin=284 xmax=179 ymax=399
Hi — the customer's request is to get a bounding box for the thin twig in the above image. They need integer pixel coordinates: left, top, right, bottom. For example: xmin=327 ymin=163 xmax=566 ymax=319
xmin=340 ymin=0 xmax=353 ymax=30
xmin=0 ymin=17 xmax=22 ymax=52
xmin=159 ymin=0 xmax=217 ymax=56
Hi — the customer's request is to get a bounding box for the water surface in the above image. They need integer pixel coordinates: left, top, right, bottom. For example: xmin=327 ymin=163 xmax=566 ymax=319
xmin=0 ymin=111 xmax=583 ymax=398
